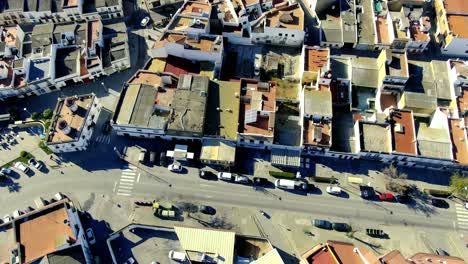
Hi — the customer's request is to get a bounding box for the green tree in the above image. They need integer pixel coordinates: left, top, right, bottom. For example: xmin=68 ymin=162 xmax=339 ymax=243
xmin=20 ymin=151 xmax=28 ymax=157
xmin=450 ymin=173 xmax=468 ymax=199
xmin=42 ymin=108 xmax=53 ymax=119
xmin=31 ymin=112 xmax=39 ymax=120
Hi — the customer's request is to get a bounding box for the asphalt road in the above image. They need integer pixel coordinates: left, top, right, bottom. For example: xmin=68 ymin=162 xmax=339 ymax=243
xmin=0 ymin=157 xmax=458 ymax=233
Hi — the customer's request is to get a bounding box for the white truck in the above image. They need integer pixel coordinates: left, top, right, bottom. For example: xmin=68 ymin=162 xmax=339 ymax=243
xmin=274 ymin=179 xmax=296 ymax=190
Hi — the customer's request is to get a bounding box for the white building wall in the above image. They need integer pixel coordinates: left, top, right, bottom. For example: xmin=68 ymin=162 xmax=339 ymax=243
xmin=252 ymin=27 xmax=304 ymax=47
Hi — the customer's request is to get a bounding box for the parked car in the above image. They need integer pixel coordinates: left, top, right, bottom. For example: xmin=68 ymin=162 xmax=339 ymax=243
xmin=12 ymin=210 xmax=23 ymax=219
xmin=138 ymin=149 xmax=147 ymax=164
xmin=332 ymin=223 xmax=352 ymax=232
xmin=199 ymin=205 xmax=216 ymax=215
xmin=124 ymin=257 xmax=135 ymax=264
xmin=431 ymin=198 xmax=449 ymax=208
xmin=3 ymin=214 xmax=12 ymax=223
xmin=396 ymin=194 xmax=411 ymax=204
xmin=140 ymin=16 xmax=150 ymax=27
xmin=159 ymin=152 xmax=167 ymax=167
xmin=28 ymin=158 xmax=43 ymax=170
xmin=275 ymin=179 xmax=297 ymax=190
xmin=168 ymin=250 xmax=187 ymax=262
xmin=149 ymin=151 xmax=157 ymax=164
xmin=253 ymin=177 xmax=269 ymax=186
xmin=102 ymin=120 xmax=112 ymax=134
xmin=378 ymin=193 xmax=395 ymax=201
xmin=313 ymin=219 xmax=333 ymax=229
xmin=0 ymin=167 xmax=12 ymax=175
xmin=326 ymin=186 xmax=342 ymax=195
xmin=435 ymin=248 xmax=449 ymax=256
xmin=360 ymin=186 xmax=375 ymax=199
xmin=55 ymin=192 xmax=65 ymax=201
xmin=217 ymin=172 xmax=233 ymax=181
xmin=168 ymin=163 xmax=182 ymax=172
xmin=234 ymin=175 xmax=249 ymax=184
xmin=199 ymin=170 xmax=214 ymax=179
xmin=86 ymin=228 xmax=96 ymax=245
xmin=14 ymin=162 xmax=29 ymax=173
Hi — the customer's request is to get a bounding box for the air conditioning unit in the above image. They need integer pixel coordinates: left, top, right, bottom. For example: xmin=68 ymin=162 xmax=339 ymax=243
xmin=395 ymin=123 xmax=404 ymax=133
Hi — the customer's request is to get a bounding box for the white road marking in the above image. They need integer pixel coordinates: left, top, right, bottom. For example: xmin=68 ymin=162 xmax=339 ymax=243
xmin=119 ymin=181 xmax=134 ymax=185
xmin=117 ymin=188 xmax=132 ymax=193
xmin=118 ymin=185 xmax=133 ymax=189
xmin=112 ymin=181 xmax=117 ymax=193
xmin=120 ymin=178 xmax=135 ymax=182
xmin=129 ymin=165 xmax=137 ymax=169
xmin=122 ymin=170 xmax=136 ymax=174
xmin=457 ymin=218 xmax=468 ymax=222
xmin=205 ymin=195 xmax=213 ymax=198
xmin=117 ymin=192 xmax=131 ymax=196
xmin=121 ymin=175 xmax=136 ymax=179
xmin=137 ymin=173 xmax=141 ymax=183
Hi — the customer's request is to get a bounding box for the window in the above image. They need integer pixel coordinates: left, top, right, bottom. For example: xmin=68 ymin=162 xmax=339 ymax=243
xmin=240 ymin=138 xmax=244 ymax=142
xmin=292 ymin=34 xmax=295 ymax=37
xmin=259 ymin=141 xmax=264 ymax=144
xmin=250 ymin=139 xmax=254 ymax=143
xmin=285 ymin=34 xmax=288 ymax=37
xmin=137 ymin=129 xmax=142 ymax=132
xmin=465 ymin=50 xmax=468 ymax=54
xmin=278 ymin=33 xmax=282 ymax=36
xmin=71 ymin=143 xmax=75 ymax=147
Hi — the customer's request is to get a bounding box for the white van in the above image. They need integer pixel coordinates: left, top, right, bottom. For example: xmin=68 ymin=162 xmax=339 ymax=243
xmin=254 ymin=53 xmax=263 ymax=76
xmin=168 ymin=250 xmax=187 ymax=261
xmin=275 ymin=179 xmax=296 ymax=190
xmin=217 ymin=172 xmax=233 ymax=181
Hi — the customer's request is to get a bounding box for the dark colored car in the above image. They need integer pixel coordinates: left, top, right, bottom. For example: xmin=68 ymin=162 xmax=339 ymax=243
xmin=431 ymin=198 xmax=449 ymax=208
xmin=199 ymin=170 xmax=214 ymax=179
xmin=396 ymin=194 xmax=411 ymax=204
xmin=199 ymin=205 xmax=216 ymax=215
xmin=360 ymin=186 xmax=375 ymax=199
xmin=435 ymin=248 xmax=449 ymax=256
xmin=313 ymin=219 xmax=332 ymax=229
xmin=102 ymin=120 xmax=112 ymax=134
xmin=159 ymin=152 xmax=167 ymax=167
xmin=332 ymin=223 xmax=352 ymax=232
xmin=253 ymin=177 xmax=269 ymax=186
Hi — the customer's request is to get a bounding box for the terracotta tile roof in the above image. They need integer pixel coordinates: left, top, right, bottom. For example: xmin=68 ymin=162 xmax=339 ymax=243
xmin=18 ymin=206 xmax=76 ymax=263
xmin=409 ymin=21 xmax=430 ymax=41
xmin=266 ymin=4 xmax=304 ymax=30
xmin=409 ymin=253 xmax=467 ymax=264
xmin=447 ymin=15 xmax=468 ymax=38
xmin=392 ymin=110 xmax=418 ymax=155
xmin=444 ymin=0 xmax=468 ymax=14
xmin=180 ymin=1 xmax=211 ymax=15
xmin=305 ymin=47 xmax=329 ymax=72
xmin=449 ymin=118 xmax=468 ymax=165
xmin=376 ymin=16 xmax=391 ymax=44
xmin=304 ymin=120 xmax=331 ymax=146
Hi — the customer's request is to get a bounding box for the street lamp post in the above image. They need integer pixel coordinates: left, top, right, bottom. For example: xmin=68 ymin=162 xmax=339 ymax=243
xmin=101 ymin=82 xmax=109 ymax=93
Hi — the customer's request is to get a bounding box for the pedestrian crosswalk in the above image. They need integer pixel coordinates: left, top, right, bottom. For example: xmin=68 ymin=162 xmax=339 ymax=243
xmin=455 ymin=203 xmax=468 ymax=231
xmin=95 ymin=134 xmax=111 ymax=144
xmin=115 ymin=165 xmax=137 ymax=197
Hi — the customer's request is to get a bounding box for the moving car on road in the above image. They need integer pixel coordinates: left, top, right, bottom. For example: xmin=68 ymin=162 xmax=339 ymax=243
xmin=313 ymin=219 xmax=333 ymax=229
xmin=28 ymin=158 xmax=43 ymax=170
xmin=14 ymin=162 xmax=29 ymax=173
xmin=326 ymin=186 xmax=342 ymax=195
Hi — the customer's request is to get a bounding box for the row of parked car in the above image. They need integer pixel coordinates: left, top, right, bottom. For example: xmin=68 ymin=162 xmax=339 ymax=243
xmin=0 ymin=158 xmax=44 ymax=179
xmin=1 ymin=192 xmax=65 ymax=225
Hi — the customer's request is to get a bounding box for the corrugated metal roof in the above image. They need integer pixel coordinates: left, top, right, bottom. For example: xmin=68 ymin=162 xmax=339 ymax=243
xmin=270 ymin=147 xmax=301 ymax=167
xmin=174 ymin=226 xmax=235 ymax=264
xmin=116 ymin=84 xmax=140 ymax=125
xmin=252 ymin=249 xmax=285 ymax=264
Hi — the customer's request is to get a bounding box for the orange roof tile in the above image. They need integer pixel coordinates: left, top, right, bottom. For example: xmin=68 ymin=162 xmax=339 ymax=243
xmin=305 ymin=47 xmax=329 ymax=72
xmin=447 ymin=15 xmax=468 ymax=38
xmin=449 ymin=118 xmax=468 ymax=165
xmin=376 ymin=16 xmax=391 ymax=44
xmin=444 ymin=0 xmax=468 ymax=14
xmin=392 ymin=110 xmax=418 ymax=155
xmin=18 ymin=206 xmax=76 ymax=263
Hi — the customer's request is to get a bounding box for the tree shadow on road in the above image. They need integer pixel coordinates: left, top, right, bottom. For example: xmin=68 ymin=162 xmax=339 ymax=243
xmin=405 ymin=184 xmax=436 ymax=217
xmin=0 ymin=178 xmax=22 ymax=192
